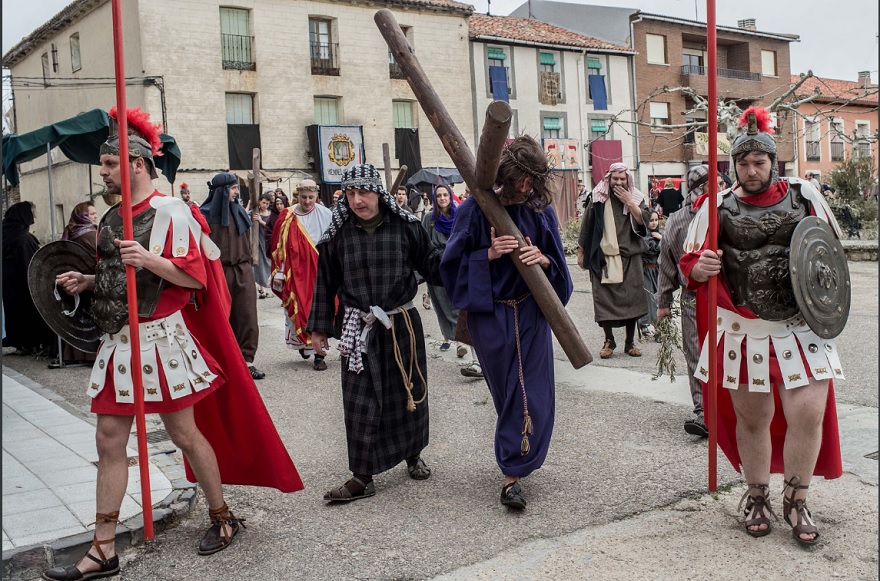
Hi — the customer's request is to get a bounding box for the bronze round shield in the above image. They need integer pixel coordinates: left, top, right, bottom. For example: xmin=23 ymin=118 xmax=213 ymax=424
xmin=27 ymin=241 xmax=101 ymax=353
xmin=789 ymin=217 xmax=850 ymax=339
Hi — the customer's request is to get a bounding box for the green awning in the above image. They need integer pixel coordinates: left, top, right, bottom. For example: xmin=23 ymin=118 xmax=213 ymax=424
xmin=540 ymin=52 xmax=556 ymax=66
xmin=2 ymin=108 xmax=180 ymax=186
xmin=590 ymin=119 xmax=609 ymax=133
xmin=587 ymin=57 xmax=602 ymax=69
xmin=543 ymin=117 xmax=561 ymax=131
xmin=487 ymin=47 xmax=506 ymax=60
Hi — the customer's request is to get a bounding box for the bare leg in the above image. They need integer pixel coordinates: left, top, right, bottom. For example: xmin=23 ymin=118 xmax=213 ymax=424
xmin=160 ymin=407 xmax=232 ymax=538
xmin=778 ymin=378 xmax=829 ymax=542
xmin=728 ymin=385 xmax=775 ymax=534
xmin=76 ymin=414 xmax=134 ymax=573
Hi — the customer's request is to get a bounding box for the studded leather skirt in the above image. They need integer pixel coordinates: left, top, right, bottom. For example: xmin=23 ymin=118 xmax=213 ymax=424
xmin=88 ymin=310 xmax=226 ymax=415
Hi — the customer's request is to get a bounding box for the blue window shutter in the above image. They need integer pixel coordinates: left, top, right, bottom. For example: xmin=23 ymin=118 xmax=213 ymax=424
xmin=589 ymin=75 xmax=608 ymax=110
xmin=543 ymin=117 xmax=561 ymax=130
xmin=539 ymin=52 xmax=555 ymax=66
xmin=489 ymin=66 xmax=509 ymax=102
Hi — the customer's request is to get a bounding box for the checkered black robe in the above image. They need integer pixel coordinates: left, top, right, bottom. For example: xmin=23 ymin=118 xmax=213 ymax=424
xmin=308 ymin=206 xmax=443 ymax=476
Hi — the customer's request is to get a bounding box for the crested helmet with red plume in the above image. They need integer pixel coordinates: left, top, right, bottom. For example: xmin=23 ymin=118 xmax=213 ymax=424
xmin=100 ymin=107 xmax=163 ymax=179
xmin=730 ymin=105 xmax=778 ymax=184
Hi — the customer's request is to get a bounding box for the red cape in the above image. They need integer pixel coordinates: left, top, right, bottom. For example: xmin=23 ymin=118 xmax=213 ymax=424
xmin=182 ymin=208 xmax=304 ymax=492
xmin=269 ymin=208 xmax=318 ymax=345
xmin=686 ymin=184 xmax=843 ymax=479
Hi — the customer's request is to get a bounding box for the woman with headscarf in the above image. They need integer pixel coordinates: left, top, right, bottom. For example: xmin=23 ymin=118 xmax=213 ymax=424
xmin=2 ymin=201 xmax=55 ymax=355
xmin=264 ymin=189 xmax=290 ymax=258
xmin=201 ymin=172 xmax=266 ymax=379
xmin=50 ymin=201 xmax=100 ymax=367
xmin=421 ymin=184 xmax=467 ymax=357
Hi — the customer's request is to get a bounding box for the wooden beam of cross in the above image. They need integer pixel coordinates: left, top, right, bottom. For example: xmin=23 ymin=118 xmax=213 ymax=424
xmin=375 ymin=9 xmax=592 ymax=368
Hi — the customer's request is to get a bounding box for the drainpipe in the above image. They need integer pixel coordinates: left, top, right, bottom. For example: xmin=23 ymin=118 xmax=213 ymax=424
xmin=629 ymin=15 xmax=642 ymax=189
xmin=577 ymin=49 xmax=587 ymax=182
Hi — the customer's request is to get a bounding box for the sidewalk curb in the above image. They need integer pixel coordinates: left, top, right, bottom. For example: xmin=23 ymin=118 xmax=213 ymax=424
xmin=1 ymin=369 xmax=199 ymax=581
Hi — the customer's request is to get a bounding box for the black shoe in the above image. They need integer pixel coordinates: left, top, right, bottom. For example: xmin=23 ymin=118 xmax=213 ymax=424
xmin=684 ymin=415 xmax=709 ymax=438
xmin=42 ymin=552 xmax=120 ymax=580
xmin=314 ymin=357 xmax=327 ymax=371
xmin=500 ymin=481 xmax=526 ymax=510
xmin=248 ymin=365 xmax=266 ymax=380
xmin=198 ymin=510 xmax=245 ymax=556
xmin=298 ymin=349 xmax=311 ymax=360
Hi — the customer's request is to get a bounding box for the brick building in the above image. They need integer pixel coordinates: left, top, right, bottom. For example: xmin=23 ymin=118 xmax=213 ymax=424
xmin=791 ymin=72 xmax=879 ymax=184
xmin=3 ymin=0 xmax=475 ymax=241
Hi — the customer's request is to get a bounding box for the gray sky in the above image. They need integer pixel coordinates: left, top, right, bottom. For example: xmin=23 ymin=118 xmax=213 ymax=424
xmin=3 ymin=0 xmax=878 ymax=83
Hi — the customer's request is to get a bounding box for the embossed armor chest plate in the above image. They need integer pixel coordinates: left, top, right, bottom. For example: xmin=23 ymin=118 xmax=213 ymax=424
xmin=718 ymin=186 xmax=809 ymax=320
xmin=92 ymin=205 xmax=166 ymax=333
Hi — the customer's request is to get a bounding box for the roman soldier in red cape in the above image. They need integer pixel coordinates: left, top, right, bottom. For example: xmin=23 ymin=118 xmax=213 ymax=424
xmin=45 ymin=107 xmax=302 ymax=581
xmin=680 ymin=106 xmax=846 ymax=548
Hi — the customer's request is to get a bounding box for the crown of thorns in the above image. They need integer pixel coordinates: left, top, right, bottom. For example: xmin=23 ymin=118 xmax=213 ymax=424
xmin=501 ymin=145 xmax=554 ymax=178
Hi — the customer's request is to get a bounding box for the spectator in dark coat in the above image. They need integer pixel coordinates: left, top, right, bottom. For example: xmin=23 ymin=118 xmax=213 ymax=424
xmin=656 ymin=177 xmax=683 ymax=216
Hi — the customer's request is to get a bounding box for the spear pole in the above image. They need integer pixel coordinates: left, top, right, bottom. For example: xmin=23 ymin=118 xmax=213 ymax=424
xmin=111 ymin=0 xmax=154 ymax=538
xmin=706 ymin=0 xmax=719 ymax=492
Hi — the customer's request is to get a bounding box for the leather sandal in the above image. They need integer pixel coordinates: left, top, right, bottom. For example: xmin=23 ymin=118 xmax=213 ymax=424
xmin=407 ymin=457 xmax=431 ymax=480
xmin=323 ymin=477 xmax=376 ymax=503
xmin=42 ymin=512 xmax=120 ymax=581
xmin=737 ymin=484 xmax=776 ymax=538
xmin=198 ymin=503 xmax=246 ymax=556
xmin=500 ymin=481 xmax=526 ymax=510
xmin=783 ymin=476 xmax=820 ymax=546
xmin=599 ymin=339 xmax=616 ymax=359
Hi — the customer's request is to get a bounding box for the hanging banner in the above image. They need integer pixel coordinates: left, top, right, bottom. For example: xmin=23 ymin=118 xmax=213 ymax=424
xmin=543 ymin=138 xmax=580 ymax=170
xmin=694 ymin=132 xmax=730 ymax=156
xmin=318 ymin=125 xmax=365 ymax=184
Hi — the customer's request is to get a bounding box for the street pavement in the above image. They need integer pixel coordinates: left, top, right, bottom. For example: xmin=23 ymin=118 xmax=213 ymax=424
xmin=2 ymin=257 xmax=876 ymax=580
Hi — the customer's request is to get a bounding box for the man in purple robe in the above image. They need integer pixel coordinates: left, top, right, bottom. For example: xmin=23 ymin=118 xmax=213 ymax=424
xmin=440 ymin=136 xmax=573 ymax=510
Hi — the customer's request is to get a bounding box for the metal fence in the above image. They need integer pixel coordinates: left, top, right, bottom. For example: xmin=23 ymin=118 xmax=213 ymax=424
xmin=221 ymin=33 xmax=255 ymax=71
xmin=311 ymin=42 xmax=339 ymax=75
xmin=680 ymin=65 xmax=762 ymax=82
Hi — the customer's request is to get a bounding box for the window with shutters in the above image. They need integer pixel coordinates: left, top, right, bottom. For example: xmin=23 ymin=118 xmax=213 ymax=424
xmin=220 ymin=8 xmax=255 ymax=70
xmin=393 ymin=101 xmax=416 ymax=129
xmin=541 ymin=114 xmax=566 ymax=139
xmin=310 ymin=17 xmax=339 ymax=75
xmin=538 ymin=51 xmax=562 ymax=105
xmin=485 ymin=45 xmax=515 ymax=99
xmin=585 ymin=54 xmax=609 ymax=107
xmin=70 ymin=33 xmax=81 ymax=72
xmin=760 ymin=50 xmax=777 ymax=77
xmin=646 ymin=34 xmax=667 ymax=65
xmin=225 ymin=93 xmax=260 ymax=170
xmin=805 ymin=119 xmax=820 ymax=161
xmin=649 ymin=102 xmax=670 ymax=132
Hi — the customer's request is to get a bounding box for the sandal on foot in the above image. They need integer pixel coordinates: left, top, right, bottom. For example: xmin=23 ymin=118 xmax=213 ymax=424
xmin=599 ymin=339 xmax=616 ymax=359
xmin=737 ymin=484 xmax=776 ymax=538
xmin=456 ymin=344 xmax=468 ymax=358
xmin=198 ymin=502 xmax=246 ymax=555
xmin=43 ymin=512 xmax=120 ymax=580
xmin=407 ymin=457 xmax=431 ymax=480
xmin=313 ymin=357 xmax=327 ymax=371
xmin=500 ymin=481 xmax=526 ymax=510
xmin=324 ymin=477 xmax=376 ymax=503
xmin=783 ymin=476 xmax=820 ymax=546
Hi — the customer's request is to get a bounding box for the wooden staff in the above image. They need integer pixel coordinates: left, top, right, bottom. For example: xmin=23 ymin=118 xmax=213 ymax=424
xmin=390 ymin=165 xmax=408 ymax=196
xmin=383 ymin=143 xmax=394 ymax=191
xmin=248 ymin=148 xmax=261 ymax=263
xmin=375 ymin=8 xmax=592 ymax=368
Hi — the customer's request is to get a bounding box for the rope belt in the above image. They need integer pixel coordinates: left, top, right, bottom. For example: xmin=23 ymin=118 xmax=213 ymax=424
xmin=388 ymin=307 xmax=428 ymax=412
xmin=494 ymin=293 xmax=533 ymax=455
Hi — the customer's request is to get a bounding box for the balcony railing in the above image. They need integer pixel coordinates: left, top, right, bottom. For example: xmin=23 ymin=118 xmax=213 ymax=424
xmin=805 ymin=140 xmax=821 ymax=161
xmin=221 ymin=33 xmax=255 ymax=71
xmin=680 ymin=65 xmax=762 ymax=82
xmin=311 ymin=42 xmax=339 ymax=76
xmin=831 ymin=141 xmax=845 ymax=161
xmin=389 ymin=60 xmax=405 ymax=79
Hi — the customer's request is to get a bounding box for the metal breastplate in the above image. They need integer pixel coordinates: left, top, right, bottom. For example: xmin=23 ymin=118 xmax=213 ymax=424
xmin=718 ymin=184 xmax=809 ymax=320
xmin=92 ymin=204 xmax=166 ymax=333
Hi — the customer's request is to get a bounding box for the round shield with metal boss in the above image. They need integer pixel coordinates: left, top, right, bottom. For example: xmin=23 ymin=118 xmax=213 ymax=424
xmin=27 ymin=240 xmax=101 ymax=353
xmin=789 ymin=217 xmax=850 ymax=339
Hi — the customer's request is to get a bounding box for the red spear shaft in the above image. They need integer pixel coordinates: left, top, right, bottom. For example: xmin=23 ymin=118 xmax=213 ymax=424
xmin=111 ymin=0 xmax=154 ymax=540
xmin=706 ymin=0 xmax=719 ymax=492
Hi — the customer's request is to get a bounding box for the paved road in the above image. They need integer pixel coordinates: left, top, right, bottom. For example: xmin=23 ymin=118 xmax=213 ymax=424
xmin=3 ymin=257 xmax=876 ymax=580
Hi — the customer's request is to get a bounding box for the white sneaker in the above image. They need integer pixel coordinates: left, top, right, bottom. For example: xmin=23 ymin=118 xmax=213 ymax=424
xmin=460 ymin=363 xmax=483 ymax=378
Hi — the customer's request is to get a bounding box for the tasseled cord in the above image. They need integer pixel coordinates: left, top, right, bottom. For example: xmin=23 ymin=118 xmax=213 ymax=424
xmin=389 ymin=307 xmax=428 ymax=412
xmin=521 ymin=412 xmax=534 ymax=455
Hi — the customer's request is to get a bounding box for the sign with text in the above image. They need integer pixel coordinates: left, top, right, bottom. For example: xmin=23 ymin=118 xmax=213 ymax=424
xmin=318 ymin=126 xmax=365 ymax=184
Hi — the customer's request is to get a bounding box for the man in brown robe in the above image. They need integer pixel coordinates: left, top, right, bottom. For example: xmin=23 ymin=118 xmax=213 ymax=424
xmin=577 ymin=163 xmax=650 ymax=359
xmin=202 ymin=172 xmax=265 ymax=379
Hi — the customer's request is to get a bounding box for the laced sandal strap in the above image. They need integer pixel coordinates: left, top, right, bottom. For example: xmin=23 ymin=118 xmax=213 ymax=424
xmin=737 ymin=484 xmax=778 ymax=521
xmin=208 ymin=503 xmax=247 ymax=542
xmin=88 ymin=536 xmax=117 ymax=563
xmin=89 ymin=511 xmax=120 ymax=526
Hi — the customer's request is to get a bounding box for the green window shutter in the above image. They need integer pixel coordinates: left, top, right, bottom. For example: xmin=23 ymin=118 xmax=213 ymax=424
xmin=590 ymin=119 xmax=608 ymax=133
xmin=543 ymin=117 xmax=561 ymax=131
xmin=539 ymin=52 xmax=556 ymax=66
xmin=587 ymin=57 xmax=602 ymax=70
xmin=488 ymin=47 xmax=506 ymax=60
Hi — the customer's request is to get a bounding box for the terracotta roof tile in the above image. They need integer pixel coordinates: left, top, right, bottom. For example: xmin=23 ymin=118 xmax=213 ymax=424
xmin=791 ymin=74 xmax=878 ymax=107
xmin=385 ymin=0 xmax=473 ymax=14
xmin=468 ymin=13 xmax=633 ymax=52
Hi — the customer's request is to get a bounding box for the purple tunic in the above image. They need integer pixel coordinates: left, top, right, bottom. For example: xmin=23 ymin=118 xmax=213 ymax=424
xmin=440 ymin=197 xmax=573 ymax=477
